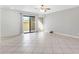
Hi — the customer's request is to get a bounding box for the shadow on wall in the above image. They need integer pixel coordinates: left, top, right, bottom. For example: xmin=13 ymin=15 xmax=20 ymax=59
xmin=38 ymin=17 xmax=44 ymax=32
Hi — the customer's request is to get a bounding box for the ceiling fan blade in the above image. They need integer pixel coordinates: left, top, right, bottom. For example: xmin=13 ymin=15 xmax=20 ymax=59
xmin=47 ymin=8 xmax=51 ymax=10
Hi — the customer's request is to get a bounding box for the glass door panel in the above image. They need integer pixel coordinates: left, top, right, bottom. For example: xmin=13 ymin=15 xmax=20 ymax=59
xmin=30 ymin=16 xmax=35 ymax=32
xmin=23 ymin=16 xmax=30 ymax=33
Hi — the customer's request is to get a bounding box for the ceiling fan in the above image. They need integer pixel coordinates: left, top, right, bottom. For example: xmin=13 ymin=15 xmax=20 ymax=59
xmin=35 ymin=5 xmax=51 ymax=12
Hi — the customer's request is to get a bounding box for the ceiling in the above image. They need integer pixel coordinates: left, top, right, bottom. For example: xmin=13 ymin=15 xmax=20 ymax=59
xmin=0 ymin=5 xmax=78 ymax=14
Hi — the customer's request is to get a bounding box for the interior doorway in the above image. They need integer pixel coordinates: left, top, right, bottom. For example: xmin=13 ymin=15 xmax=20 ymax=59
xmin=23 ymin=16 xmax=35 ymax=33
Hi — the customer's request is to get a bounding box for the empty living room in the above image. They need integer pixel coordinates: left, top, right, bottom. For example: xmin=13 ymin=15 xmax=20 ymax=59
xmin=0 ymin=5 xmax=79 ymax=54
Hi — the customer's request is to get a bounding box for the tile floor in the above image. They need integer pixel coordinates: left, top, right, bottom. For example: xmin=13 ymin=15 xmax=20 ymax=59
xmin=0 ymin=32 xmax=79 ymax=54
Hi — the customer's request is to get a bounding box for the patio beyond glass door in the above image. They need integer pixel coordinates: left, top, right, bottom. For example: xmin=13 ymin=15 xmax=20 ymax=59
xmin=23 ymin=16 xmax=35 ymax=33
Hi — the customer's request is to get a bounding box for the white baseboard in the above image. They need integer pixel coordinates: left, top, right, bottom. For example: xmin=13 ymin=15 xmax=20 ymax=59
xmin=1 ymin=33 xmax=22 ymax=38
xmin=54 ymin=32 xmax=79 ymax=39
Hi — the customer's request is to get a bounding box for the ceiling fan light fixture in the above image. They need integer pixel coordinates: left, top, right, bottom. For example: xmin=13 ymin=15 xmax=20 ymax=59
xmin=40 ymin=9 xmax=45 ymax=12
xmin=40 ymin=5 xmax=50 ymax=12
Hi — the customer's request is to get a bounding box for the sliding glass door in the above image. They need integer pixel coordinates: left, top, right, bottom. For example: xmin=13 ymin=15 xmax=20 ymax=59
xmin=23 ymin=16 xmax=35 ymax=33
xmin=30 ymin=16 xmax=35 ymax=32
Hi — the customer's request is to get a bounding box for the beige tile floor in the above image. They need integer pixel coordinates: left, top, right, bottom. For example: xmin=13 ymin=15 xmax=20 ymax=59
xmin=0 ymin=32 xmax=79 ymax=54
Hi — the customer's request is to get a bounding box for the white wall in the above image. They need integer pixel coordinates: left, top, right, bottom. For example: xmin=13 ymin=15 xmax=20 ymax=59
xmin=0 ymin=8 xmax=40 ymax=37
xmin=35 ymin=16 xmax=39 ymax=32
xmin=1 ymin=8 xmax=21 ymax=37
xmin=44 ymin=7 xmax=79 ymax=36
xmin=0 ymin=9 xmax=1 ymax=38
